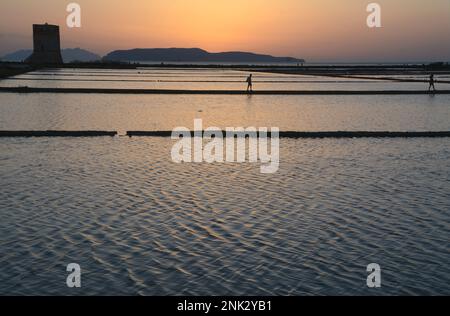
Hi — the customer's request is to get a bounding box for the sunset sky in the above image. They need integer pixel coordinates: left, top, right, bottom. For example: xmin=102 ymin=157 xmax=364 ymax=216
xmin=1 ymin=0 xmax=449 ymax=62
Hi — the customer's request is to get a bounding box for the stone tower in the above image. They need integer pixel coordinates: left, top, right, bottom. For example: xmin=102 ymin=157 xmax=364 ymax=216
xmin=26 ymin=23 xmax=63 ymax=64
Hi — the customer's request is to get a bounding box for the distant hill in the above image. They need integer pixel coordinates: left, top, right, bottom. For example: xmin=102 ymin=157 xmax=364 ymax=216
xmin=103 ymin=48 xmax=304 ymax=63
xmin=1 ymin=48 xmax=101 ymax=63
xmin=1 ymin=49 xmax=32 ymax=62
xmin=60 ymin=48 xmax=101 ymax=62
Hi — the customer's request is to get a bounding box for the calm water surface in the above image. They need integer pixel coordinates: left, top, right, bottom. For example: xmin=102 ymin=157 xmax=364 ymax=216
xmin=1 ymin=138 xmax=449 ymax=295
xmin=1 ymin=68 xmax=447 ymax=91
xmin=1 ymin=93 xmax=450 ymax=133
xmin=0 ymin=68 xmax=449 ymax=295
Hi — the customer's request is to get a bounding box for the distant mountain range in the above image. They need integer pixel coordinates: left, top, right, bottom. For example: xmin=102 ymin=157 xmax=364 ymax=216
xmin=1 ymin=48 xmax=101 ymax=63
xmin=103 ymin=48 xmax=304 ymax=63
xmin=1 ymin=49 xmax=32 ymax=62
xmin=1 ymin=47 xmax=304 ymax=64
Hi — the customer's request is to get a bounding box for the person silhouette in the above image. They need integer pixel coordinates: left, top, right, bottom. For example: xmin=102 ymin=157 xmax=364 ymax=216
xmin=246 ymin=74 xmax=253 ymax=92
xmin=429 ymin=74 xmax=436 ymax=91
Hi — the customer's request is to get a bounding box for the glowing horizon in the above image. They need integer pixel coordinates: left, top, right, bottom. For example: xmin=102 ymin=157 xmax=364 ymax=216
xmin=1 ymin=0 xmax=449 ymax=62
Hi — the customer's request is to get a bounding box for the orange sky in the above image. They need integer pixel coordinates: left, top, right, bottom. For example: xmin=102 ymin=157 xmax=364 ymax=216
xmin=1 ymin=0 xmax=449 ymax=62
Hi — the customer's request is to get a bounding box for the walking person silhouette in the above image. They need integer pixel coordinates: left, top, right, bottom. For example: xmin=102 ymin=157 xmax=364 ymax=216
xmin=429 ymin=74 xmax=436 ymax=91
xmin=246 ymin=74 xmax=253 ymax=92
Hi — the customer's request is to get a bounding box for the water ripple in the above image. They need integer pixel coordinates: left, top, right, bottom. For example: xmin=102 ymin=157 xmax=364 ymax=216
xmin=0 ymin=137 xmax=449 ymax=295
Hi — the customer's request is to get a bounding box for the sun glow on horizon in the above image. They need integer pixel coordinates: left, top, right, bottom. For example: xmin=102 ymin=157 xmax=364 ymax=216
xmin=0 ymin=0 xmax=449 ymax=62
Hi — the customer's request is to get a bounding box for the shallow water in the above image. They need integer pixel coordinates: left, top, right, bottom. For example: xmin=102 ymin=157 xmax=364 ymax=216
xmin=2 ymin=68 xmax=449 ymax=134
xmin=0 ymin=137 xmax=449 ymax=295
xmin=1 ymin=68 xmax=446 ymax=91
xmin=1 ymin=93 xmax=450 ymax=134
xmin=1 ymin=68 xmax=449 ymax=296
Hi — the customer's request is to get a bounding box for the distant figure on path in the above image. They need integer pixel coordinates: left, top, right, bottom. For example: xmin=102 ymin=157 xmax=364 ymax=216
xmin=429 ymin=74 xmax=436 ymax=91
xmin=246 ymin=74 xmax=253 ymax=92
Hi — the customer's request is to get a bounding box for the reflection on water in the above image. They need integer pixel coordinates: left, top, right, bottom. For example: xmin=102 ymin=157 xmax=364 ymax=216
xmin=1 ymin=93 xmax=450 ymax=133
xmin=1 ymin=68 xmax=446 ymax=91
xmin=1 ymin=69 xmax=449 ymax=133
xmin=1 ymin=67 xmax=449 ymax=296
xmin=0 ymin=137 xmax=449 ymax=295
